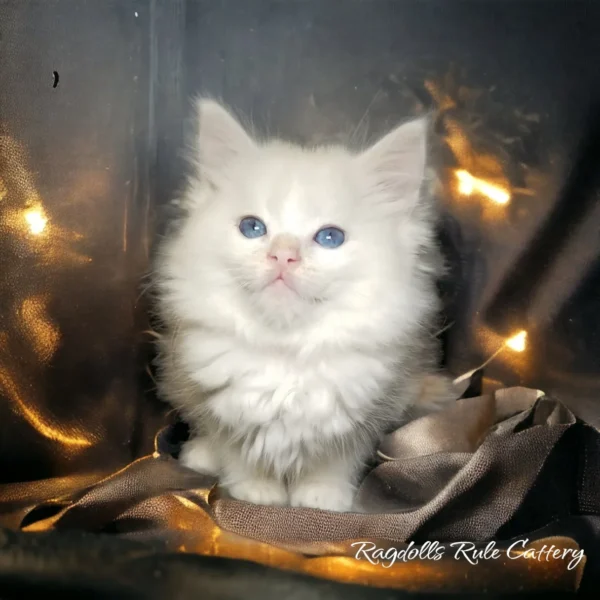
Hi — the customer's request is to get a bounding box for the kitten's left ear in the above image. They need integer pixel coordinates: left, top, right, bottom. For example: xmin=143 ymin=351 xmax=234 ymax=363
xmin=356 ymin=117 xmax=429 ymax=208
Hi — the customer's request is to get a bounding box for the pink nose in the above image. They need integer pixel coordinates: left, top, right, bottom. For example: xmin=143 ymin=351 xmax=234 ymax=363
xmin=268 ymin=246 xmax=301 ymax=265
xmin=268 ymin=235 xmax=302 ymax=267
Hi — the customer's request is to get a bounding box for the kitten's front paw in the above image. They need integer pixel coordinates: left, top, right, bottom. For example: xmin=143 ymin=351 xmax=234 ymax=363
xmin=227 ymin=478 xmax=288 ymax=506
xmin=290 ymin=480 xmax=355 ymax=512
xmin=179 ymin=437 xmax=219 ymax=475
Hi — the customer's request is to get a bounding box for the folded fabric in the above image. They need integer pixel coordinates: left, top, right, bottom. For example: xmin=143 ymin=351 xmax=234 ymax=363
xmin=1 ymin=384 xmax=597 ymax=593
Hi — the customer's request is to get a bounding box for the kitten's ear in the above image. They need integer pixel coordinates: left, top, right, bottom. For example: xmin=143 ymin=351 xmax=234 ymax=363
xmin=194 ymin=98 xmax=256 ymax=185
xmin=356 ymin=117 xmax=428 ymax=209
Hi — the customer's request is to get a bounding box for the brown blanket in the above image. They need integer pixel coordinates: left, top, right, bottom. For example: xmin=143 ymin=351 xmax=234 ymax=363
xmin=1 ymin=385 xmax=597 ymax=593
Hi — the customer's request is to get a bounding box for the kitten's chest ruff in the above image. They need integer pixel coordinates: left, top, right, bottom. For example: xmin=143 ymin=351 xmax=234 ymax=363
xmin=183 ymin=334 xmax=391 ymax=437
xmin=209 ymin=348 xmax=358 ymax=433
xmin=177 ymin=329 xmax=397 ymax=473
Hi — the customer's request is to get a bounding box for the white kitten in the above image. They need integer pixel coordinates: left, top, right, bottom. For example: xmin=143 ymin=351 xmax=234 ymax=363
xmin=154 ymin=99 xmax=443 ymax=512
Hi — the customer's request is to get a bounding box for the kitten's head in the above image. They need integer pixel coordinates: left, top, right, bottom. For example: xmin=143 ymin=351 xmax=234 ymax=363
xmin=164 ymin=99 xmax=438 ymax=330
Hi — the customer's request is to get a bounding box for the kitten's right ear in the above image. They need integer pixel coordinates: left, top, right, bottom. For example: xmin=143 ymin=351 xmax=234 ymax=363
xmin=194 ymin=99 xmax=256 ymax=185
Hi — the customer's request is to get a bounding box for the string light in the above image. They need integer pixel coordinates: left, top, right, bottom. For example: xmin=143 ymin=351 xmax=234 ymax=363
xmin=24 ymin=208 xmax=48 ymax=235
xmin=505 ymin=330 xmax=527 ymax=353
xmin=453 ymin=330 xmax=528 ymax=384
xmin=455 ymin=169 xmax=511 ymax=205
xmin=456 ymin=169 xmax=475 ymax=195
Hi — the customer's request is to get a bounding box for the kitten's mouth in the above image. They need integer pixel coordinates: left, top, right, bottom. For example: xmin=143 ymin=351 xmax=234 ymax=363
xmin=267 ymin=273 xmax=297 ymax=293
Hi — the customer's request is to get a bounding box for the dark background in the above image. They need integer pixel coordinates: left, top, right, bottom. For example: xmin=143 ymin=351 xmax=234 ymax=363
xmin=2 ymin=0 xmax=600 ymax=482
xmin=0 ymin=1 xmax=599 ymax=596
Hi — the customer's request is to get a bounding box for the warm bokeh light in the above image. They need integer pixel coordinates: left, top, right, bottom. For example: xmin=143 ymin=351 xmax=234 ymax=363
xmin=20 ymin=296 xmax=61 ymax=362
xmin=0 ymin=359 xmax=93 ymax=449
xmin=456 ymin=169 xmax=474 ymax=195
xmin=506 ymin=330 xmax=527 ymax=353
xmin=455 ymin=169 xmax=511 ymax=205
xmin=24 ymin=207 xmax=48 ymax=235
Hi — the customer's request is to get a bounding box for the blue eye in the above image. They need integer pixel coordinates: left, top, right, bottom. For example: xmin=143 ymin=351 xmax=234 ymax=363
xmin=239 ymin=216 xmax=267 ymax=239
xmin=314 ymin=226 xmax=345 ymax=249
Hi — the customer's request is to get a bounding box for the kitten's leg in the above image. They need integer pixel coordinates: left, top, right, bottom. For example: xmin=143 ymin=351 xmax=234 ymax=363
xmin=221 ymin=452 xmax=288 ymax=506
xmin=179 ymin=436 xmax=220 ymax=475
xmin=289 ymin=454 xmax=359 ymax=512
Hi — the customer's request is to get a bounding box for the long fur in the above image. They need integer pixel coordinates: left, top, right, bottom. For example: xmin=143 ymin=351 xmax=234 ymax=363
xmin=154 ymin=99 xmax=444 ymax=512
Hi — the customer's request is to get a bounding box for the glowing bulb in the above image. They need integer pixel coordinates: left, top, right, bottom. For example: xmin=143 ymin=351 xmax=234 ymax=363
xmin=454 ymin=169 xmax=510 ymax=205
xmin=456 ymin=170 xmax=475 ymax=195
xmin=506 ymin=330 xmax=527 ymax=353
xmin=24 ymin=208 xmax=48 ymax=235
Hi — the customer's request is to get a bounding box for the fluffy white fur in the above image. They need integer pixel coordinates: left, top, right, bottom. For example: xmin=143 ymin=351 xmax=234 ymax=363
xmin=154 ymin=99 xmax=443 ymax=512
